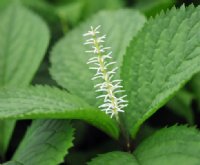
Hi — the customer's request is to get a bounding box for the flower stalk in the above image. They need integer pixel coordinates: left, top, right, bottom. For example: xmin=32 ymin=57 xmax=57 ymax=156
xmin=83 ymin=25 xmax=128 ymax=121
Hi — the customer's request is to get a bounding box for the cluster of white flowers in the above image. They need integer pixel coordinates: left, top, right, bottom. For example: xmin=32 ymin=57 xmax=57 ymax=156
xmin=83 ymin=25 xmax=128 ymax=119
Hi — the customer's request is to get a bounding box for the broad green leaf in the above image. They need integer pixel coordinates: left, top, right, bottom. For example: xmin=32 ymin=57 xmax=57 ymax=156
xmin=121 ymin=5 xmax=200 ymax=138
xmin=167 ymin=89 xmax=194 ymax=124
xmin=135 ymin=0 xmax=175 ymax=17
xmin=0 ymin=3 xmax=49 ymax=87
xmin=12 ymin=120 xmax=74 ymax=165
xmin=0 ymin=2 xmax=49 ymax=156
xmin=134 ymin=126 xmax=200 ymax=165
xmin=88 ymin=151 xmax=139 ymax=165
xmin=50 ymin=9 xmax=146 ymax=106
xmin=0 ymin=86 xmax=119 ymax=139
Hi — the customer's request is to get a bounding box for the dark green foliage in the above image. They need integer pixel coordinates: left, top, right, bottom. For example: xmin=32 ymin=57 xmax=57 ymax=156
xmin=89 ymin=126 xmax=200 ymax=165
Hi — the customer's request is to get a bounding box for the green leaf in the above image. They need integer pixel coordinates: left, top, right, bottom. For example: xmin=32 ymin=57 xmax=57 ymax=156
xmin=88 ymin=151 xmax=139 ymax=165
xmin=134 ymin=126 xmax=200 ymax=165
xmin=0 ymin=86 xmax=119 ymax=139
xmin=121 ymin=5 xmax=200 ymax=138
xmin=0 ymin=0 xmax=12 ymax=12
xmin=0 ymin=2 xmax=49 ymax=156
xmin=11 ymin=120 xmax=74 ymax=165
xmin=88 ymin=126 xmax=200 ymax=165
xmin=167 ymin=89 xmax=194 ymax=124
xmin=2 ymin=161 xmax=21 ymax=165
xmin=0 ymin=120 xmax=16 ymax=157
xmin=50 ymin=9 xmax=146 ymax=106
xmin=0 ymin=2 xmax=49 ymax=87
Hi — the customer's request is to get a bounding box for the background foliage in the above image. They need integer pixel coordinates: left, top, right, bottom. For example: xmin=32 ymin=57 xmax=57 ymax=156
xmin=0 ymin=0 xmax=200 ymax=165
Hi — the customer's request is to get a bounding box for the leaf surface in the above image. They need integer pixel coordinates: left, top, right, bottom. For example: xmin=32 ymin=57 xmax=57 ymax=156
xmin=0 ymin=120 xmax=16 ymax=157
xmin=0 ymin=2 xmax=49 ymax=87
xmin=134 ymin=126 xmax=200 ymax=165
xmin=2 ymin=161 xmax=21 ymax=165
xmin=121 ymin=5 xmax=200 ymax=137
xmin=12 ymin=120 xmax=74 ymax=165
xmin=88 ymin=151 xmax=139 ymax=165
xmin=0 ymin=2 xmax=49 ymax=156
xmin=0 ymin=86 xmax=119 ymax=139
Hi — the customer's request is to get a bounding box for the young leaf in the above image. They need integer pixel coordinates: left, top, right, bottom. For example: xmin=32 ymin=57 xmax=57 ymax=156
xmin=121 ymin=5 xmax=200 ymax=138
xmin=50 ymin=9 xmax=146 ymax=106
xmin=0 ymin=2 xmax=49 ymax=156
xmin=12 ymin=120 xmax=74 ymax=165
xmin=134 ymin=126 xmax=200 ymax=165
xmin=88 ymin=151 xmax=139 ymax=165
xmin=0 ymin=86 xmax=119 ymax=139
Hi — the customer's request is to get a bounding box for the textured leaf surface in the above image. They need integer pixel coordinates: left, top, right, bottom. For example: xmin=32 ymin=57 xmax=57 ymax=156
xmin=0 ymin=2 xmax=49 ymax=156
xmin=88 ymin=151 xmax=139 ymax=165
xmin=134 ymin=126 xmax=200 ymax=165
xmin=0 ymin=86 xmax=119 ymax=139
xmin=50 ymin=9 xmax=146 ymax=106
xmin=121 ymin=5 xmax=200 ymax=137
xmin=12 ymin=120 xmax=74 ymax=165
xmin=0 ymin=3 xmax=49 ymax=87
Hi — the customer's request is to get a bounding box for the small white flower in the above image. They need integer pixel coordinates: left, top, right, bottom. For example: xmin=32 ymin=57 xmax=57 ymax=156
xmin=83 ymin=25 xmax=128 ymax=119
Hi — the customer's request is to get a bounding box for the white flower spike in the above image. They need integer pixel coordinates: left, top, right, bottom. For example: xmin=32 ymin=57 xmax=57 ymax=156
xmin=83 ymin=25 xmax=128 ymax=120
